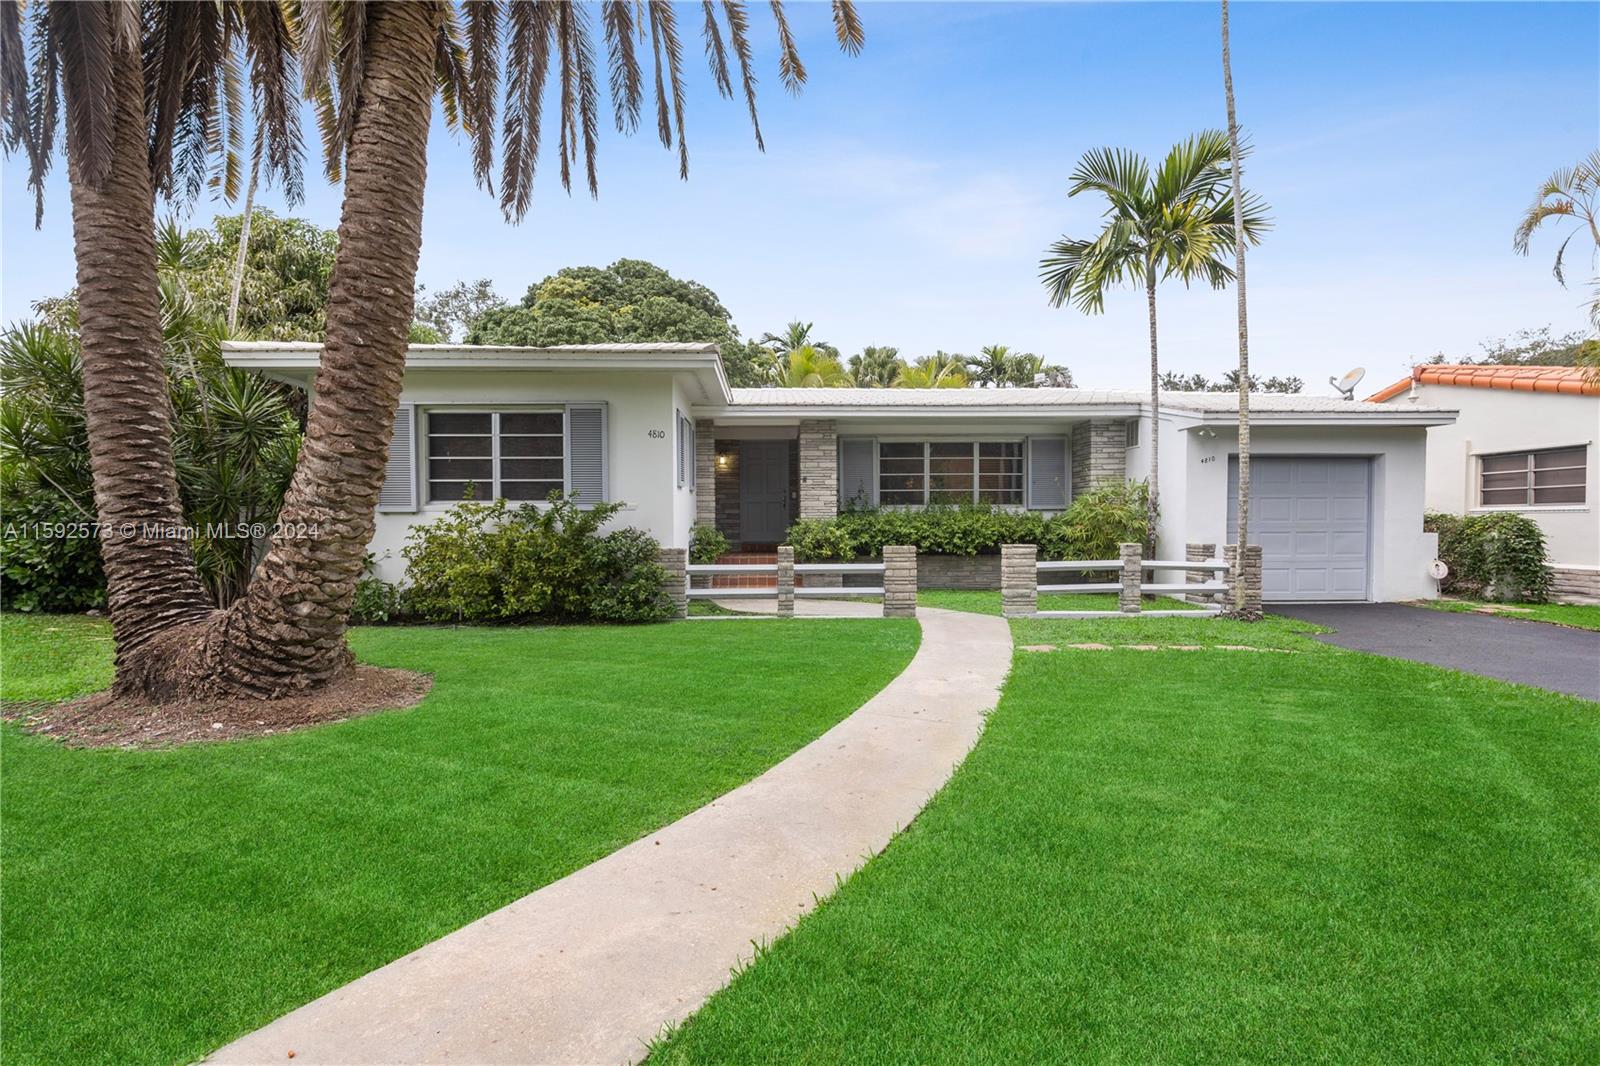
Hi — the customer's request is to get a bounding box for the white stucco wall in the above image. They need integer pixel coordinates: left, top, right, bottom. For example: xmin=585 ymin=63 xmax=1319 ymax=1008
xmin=365 ymin=368 xmax=689 ymax=582
xmin=1168 ymin=423 xmax=1438 ymax=601
xmin=1378 ymin=385 xmax=1597 ymax=569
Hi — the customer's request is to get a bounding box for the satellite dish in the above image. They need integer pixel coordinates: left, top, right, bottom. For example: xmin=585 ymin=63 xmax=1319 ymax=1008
xmin=1330 ymin=367 xmax=1366 ymax=400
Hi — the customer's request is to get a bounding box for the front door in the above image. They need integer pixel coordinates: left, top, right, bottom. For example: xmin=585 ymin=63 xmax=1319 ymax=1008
xmin=740 ymin=440 xmax=791 ymax=544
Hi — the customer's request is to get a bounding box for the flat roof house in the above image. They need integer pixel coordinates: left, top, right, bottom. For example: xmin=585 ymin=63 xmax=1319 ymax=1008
xmin=1368 ymin=364 xmax=1599 ymax=603
xmin=225 ymin=341 xmax=1458 ymax=603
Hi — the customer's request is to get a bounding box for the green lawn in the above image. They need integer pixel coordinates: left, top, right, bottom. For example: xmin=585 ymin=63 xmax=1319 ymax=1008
xmin=652 ymin=614 xmax=1600 ymax=1065
xmin=0 ymin=614 xmax=918 ymax=1066
xmin=919 ymin=588 xmax=1206 ymax=615
xmin=1414 ymin=597 xmax=1600 ymax=631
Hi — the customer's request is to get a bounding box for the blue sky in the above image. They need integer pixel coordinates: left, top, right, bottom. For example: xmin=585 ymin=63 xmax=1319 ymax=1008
xmin=3 ymin=2 xmax=1596 ymax=392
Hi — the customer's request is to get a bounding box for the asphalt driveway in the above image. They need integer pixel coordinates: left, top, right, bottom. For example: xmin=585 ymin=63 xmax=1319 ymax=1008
xmin=1271 ymin=603 xmax=1600 ymax=701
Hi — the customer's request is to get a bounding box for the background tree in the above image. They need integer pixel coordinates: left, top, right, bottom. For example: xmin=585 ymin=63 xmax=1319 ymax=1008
xmin=1419 ymin=326 xmax=1598 ymax=368
xmin=4 ymin=0 xmax=863 ymax=702
xmin=760 ymin=320 xmax=841 ymax=364
xmin=966 ymin=343 xmax=1015 ymax=387
xmin=414 ymin=278 xmax=507 ymax=342
xmin=1041 ymin=131 xmax=1269 ymax=546
xmin=848 ymin=345 xmax=904 ymax=387
xmin=1513 ymin=150 xmax=1600 ymax=334
xmin=775 ymin=345 xmax=851 ymax=387
xmin=1160 ymin=370 xmax=1300 ymax=393
xmin=894 ymin=354 xmax=968 ymax=388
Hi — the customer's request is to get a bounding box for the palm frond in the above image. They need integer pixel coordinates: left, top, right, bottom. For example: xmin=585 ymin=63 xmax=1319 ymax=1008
xmin=499 ymin=0 xmax=556 ymax=220
xmin=24 ymin=3 xmax=57 ymax=224
xmin=720 ymin=0 xmax=763 ymax=150
xmin=700 ymin=1 xmax=731 ymax=97
xmin=238 ymin=0 xmax=304 ymax=202
xmin=1152 ymin=129 xmax=1232 ymax=207
xmin=462 ymin=1 xmax=500 ymax=189
xmin=1068 ymin=147 xmax=1150 ymax=212
xmin=2 ymin=0 xmax=29 ymax=152
xmin=831 ymin=0 xmax=864 ymax=55
xmin=648 ymin=0 xmax=689 ymax=178
xmin=601 ymin=0 xmax=642 ymax=133
xmin=769 ymin=0 xmax=805 ymax=93
xmin=50 ymin=0 xmax=118 ymax=190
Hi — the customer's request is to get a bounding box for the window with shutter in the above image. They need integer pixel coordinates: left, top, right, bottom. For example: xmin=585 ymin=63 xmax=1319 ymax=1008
xmin=1026 ymin=436 xmax=1068 ymax=510
xmin=567 ymin=403 xmax=608 ymax=505
xmin=378 ymin=404 xmax=418 ymax=512
xmin=838 ymin=437 xmax=877 ymax=508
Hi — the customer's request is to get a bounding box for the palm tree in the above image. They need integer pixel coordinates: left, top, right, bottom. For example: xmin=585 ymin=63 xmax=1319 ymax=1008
xmin=1513 ymin=150 xmax=1600 ymax=334
xmin=1221 ymin=0 xmax=1257 ymax=617
xmin=894 ymin=355 xmax=968 ymax=388
xmin=848 ymin=345 xmax=903 ymax=387
xmin=4 ymin=0 xmax=864 ymax=702
xmin=776 ymin=345 xmax=851 ymax=387
xmin=966 ymin=344 xmax=1015 ymax=388
xmin=1040 ymin=131 xmax=1269 ymax=547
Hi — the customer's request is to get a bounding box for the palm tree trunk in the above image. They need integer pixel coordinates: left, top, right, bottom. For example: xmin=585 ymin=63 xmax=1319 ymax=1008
xmin=1222 ymin=0 xmax=1253 ymax=615
xmin=1144 ymin=257 xmax=1161 ymax=551
xmin=66 ymin=33 xmax=214 ymax=684
xmin=123 ymin=1 xmax=444 ymax=700
xmin=226 ymin=150 xmax=261 ymax=335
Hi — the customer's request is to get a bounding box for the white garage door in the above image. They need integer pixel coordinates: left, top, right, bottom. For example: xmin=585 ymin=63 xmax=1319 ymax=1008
xmin=1228 ymin=457 xmax=1370 ymax=601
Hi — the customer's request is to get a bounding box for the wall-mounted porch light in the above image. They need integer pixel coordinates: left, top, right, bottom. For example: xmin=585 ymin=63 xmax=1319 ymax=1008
xmin=715 ymin=452 xmax=732 ymax=470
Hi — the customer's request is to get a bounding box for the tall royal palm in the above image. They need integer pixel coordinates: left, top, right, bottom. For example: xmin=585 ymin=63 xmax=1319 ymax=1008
xmin=1221 ymin=0 xmax=1259 ymax=616
xmin=1040 ymin=131 xmax=1268 ymax=547
xmin=3 ymin=0 xmax=864 ymax=702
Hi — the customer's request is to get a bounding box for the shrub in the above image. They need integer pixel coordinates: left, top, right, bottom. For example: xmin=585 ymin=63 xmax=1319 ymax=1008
xmin=0 ymin=488 xmax=106 ymax=613
xmin=786 ymin=481 xmax=1149 ymax=562
xmin=401 ymin=494 xmax=671 ymax=624
xmin=350 ymin=555 xmax=407 ymax=624
xmin=689 ymin=524 xmax=729 ymax=565
xmin=1426 ymin=511 xmax=1551 ymax=601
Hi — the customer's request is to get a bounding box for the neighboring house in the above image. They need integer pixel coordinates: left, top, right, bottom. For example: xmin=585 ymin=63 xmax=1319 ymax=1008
xmin=1368 ymin=364 xmax=1599 ymax=603
xmin=225 ymin=341 xmax=1457 ymax=603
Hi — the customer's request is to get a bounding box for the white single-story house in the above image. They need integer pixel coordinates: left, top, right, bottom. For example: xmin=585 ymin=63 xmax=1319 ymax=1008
xmin=224 ymin=341 xmax=1458 ymax=603
xmin=1367 ymin=364 xmax=1598 ymax=602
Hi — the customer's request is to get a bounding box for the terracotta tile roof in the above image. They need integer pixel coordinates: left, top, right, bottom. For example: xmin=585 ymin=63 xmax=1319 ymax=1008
xmin=1366 ymin=364 xmax=1599 ymax=402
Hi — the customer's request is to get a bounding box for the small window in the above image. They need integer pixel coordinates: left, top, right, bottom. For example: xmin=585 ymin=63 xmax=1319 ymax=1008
xmin=427 ymin=409 xmax=565 ymax=503
xmin=1478 ymin=446 xmax=1587 ymax=507
xmin=1125 ymin=418 xmax=1140 ymax=448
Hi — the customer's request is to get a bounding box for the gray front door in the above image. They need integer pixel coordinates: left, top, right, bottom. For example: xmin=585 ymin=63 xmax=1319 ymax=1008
xmin=740 ymin=440 xmax=791 ymax=544
xmin=1229 ymin=456 xmax=1371 ymax=601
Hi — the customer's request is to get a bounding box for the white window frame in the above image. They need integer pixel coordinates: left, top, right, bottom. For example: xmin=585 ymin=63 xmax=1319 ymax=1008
xmin=876 ymin=439 xmax=1026 ymax=507
xmin=423 ymin=406 xmax=568 ymax=507
xmin=1476 ymin=445 xmax=1588 ymax=509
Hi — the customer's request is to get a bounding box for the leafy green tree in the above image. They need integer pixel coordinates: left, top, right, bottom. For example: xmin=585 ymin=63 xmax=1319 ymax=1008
xmin=965 ymin=343 xmax=1014 ymax=387
xmin=1420 ymin=327 xmax=1597 ymax=368
xmin=1040 ymin=131 xmax=1270 ymax=545
xmin=894 ymin=355 xmax=968 ymax=388
xmin=415 ymin=279 xmax=507 ymax=342
xmin=775 ymin=345 xmax=851 ymax=386
xmin=761 ymin=320 xmax=841 ymax=363
xmin=1161 ymin=370 xmax=1300 ymax=393
xmin=848 ymin=345 xmax=905 ymax=387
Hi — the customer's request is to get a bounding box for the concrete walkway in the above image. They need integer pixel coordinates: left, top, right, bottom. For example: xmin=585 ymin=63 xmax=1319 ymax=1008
xmin=207 ymin=606 xmax=1011 ymax=1065
xmin=1273 ymin=603 xmax=1600 ymax=701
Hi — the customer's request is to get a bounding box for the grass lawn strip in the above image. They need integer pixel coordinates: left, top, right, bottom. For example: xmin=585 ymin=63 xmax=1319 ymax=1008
xmin=651 ymin=613 xmax=1599 ymax=1065
xmin=1412 ymin=597 xmax=1600 ymax=631
xmin=0 ymin=614 xmax=918 ymax=1066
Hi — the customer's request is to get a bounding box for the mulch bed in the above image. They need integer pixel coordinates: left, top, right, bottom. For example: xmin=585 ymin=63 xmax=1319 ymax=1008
xmin=1 ymin=666 xmax=433 ymax=749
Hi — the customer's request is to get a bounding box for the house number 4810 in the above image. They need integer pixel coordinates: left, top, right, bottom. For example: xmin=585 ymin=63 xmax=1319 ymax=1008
xmin=648 ymin=429 xmax=666 ymax=439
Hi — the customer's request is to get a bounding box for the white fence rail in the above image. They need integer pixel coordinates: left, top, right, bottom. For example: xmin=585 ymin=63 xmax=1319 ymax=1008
xmin=1004 ymin=542 xmax=1237 ymax=619
xmin=680 ymin=551 xmax=909 ymax=617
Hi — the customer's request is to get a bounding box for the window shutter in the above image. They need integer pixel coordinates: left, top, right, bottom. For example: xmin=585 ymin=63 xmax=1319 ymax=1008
xmin=684 ymin=416 xmax=695 ymax=489
xmin=676 ymin=410 xmax=689 ymax=488
xmin=567 ymin=403 xmax=608 ymax=505
xmin=838 ymin=437 xmax=877 ymax=508
xmin=377 ymin=404 xmax=418 ymax=512
xmin=1026 ymin=436 xmax=1068 ymax=510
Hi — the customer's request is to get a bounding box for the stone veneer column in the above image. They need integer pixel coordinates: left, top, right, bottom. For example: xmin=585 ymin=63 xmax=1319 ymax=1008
xmin=776 ymin=545 xmax=795 ymax=618
xmin=882 ymin=545 xmax=917 ymax=618
xmin=1118 ymin=542 xmax=1143 ymax=614
xmin=1223 ymin=544 xmax=1263 ymax=617
xmin=798 ymin=420 xmax=838 ymax=519
xmin=1186 ymin=542 xmax=1218 ymax=604
xmin=1001 ymin=544 xmax=1038 ymax=618
xmin=694 ymin=420 xmax=716 ymax=529
xmin=1070 ymin=419 xmax=1130 ymax=496
xmin=657 ymin=548 xmax=688 ymax=619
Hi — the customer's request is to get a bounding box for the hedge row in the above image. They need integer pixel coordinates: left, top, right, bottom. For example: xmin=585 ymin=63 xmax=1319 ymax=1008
xmin=1425 ymin=511 xmax=1550 ymax=602
xmin=784 ymin=481 xmax=1149 ymax=562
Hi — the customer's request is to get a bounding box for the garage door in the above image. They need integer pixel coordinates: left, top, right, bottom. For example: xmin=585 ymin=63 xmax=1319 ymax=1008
xmin=1228 ymin=457 xmax=1370 ymax=601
